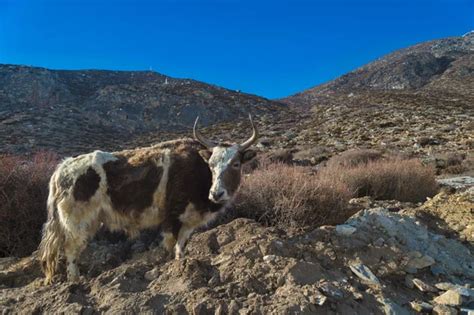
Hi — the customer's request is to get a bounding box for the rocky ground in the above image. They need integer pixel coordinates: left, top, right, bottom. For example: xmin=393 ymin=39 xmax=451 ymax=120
xmin=0 ymin=179 xmax=473 ymax=314
xmin=132 ymin=98 xmax=472 ymax=176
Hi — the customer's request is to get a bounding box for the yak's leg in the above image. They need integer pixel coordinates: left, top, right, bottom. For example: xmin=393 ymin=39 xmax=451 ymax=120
xmin=62 ymin=213 xmax=99 ymax=282
xmin=161 ymin=218 xmax=181 ymax=256
xmin=175 ymin=226 xmax=193 ymax=260
xmin=64 ymin=235 xmax=87 ymax=282
xmin=161 ymin=232 xmax=177 ymax=253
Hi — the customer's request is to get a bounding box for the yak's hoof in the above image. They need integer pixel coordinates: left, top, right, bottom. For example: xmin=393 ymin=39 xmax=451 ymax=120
xmin=43 ymin=277 xmax=53 ymax=286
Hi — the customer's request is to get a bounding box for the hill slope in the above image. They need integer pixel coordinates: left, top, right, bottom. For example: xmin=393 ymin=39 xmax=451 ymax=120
xmin=0 ymin=65 xmax=285 ymax=155
xmin=275 ymin=33 xmax=473 ymax=160
xmin=283 ymin=32 xmax=474 ymax=108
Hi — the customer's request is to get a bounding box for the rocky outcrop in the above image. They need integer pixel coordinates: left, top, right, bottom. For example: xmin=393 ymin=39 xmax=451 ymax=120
xmin=1 ymin=189 xmax=473 ymax=314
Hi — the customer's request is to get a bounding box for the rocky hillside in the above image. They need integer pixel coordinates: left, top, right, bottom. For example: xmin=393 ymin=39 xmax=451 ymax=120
xmin=284 ymin=32 xmax=474 ymax=108
xmin=1 ymin=184 xmax=473 ymax=314
xmin=268 ymin=32 xmax=473 ymax=169
xmin=0 ymin=64 xmax=286 ymax=155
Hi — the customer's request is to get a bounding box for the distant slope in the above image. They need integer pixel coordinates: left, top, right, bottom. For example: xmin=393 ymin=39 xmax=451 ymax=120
xmin=0 ymin=65 xmax=286 ymax=154
xmin=283 ymin=32 xmax=474 ymax=108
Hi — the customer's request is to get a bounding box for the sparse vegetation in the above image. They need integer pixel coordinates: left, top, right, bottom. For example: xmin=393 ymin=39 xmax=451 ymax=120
xmin=326 ymin=149 xmax=383 ymax=168
xmin=235 ymin=160 xmax=354 ymax=230
xmin=321 ymin=157 xmax=439 ymax=202
xmin=443 ymin=153 xmax=472 ymax=175
xmin=0 ymin=152 xmax=58 ymax=257
xmin=235 ymin=152 xmax=439 ymax=230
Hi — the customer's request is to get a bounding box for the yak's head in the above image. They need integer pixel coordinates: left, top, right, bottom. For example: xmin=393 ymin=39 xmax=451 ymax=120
xmin=194 ymin=115 xmax=258 ymax=204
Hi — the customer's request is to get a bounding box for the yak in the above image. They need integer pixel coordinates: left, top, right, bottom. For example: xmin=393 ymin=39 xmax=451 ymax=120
xmin=38 ymin=116 xmax=258 ymax=284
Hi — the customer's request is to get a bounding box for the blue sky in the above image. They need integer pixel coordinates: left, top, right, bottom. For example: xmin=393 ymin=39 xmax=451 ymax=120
xmin=0 ymin=0 xmax=472 ymax=98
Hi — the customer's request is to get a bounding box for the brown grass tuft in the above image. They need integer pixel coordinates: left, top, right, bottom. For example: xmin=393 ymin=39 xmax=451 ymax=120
xmin=443 ymin=153 xmax=472 ymax=175
xmin=234 ymin=160 xmax=354 ymax=230
xmin=327 ymin=149 xmax=383 ymax=168
xmin=0 ymin=152 xmax=59 ymax=257
xmin=234 ymin=154 xmax=438 ymax=231
xmin=321 ymin=158 xmax=438 ymax=202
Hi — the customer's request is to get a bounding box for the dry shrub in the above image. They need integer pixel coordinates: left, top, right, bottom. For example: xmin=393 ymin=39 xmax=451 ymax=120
xmin=321 ymin=158 xmax=438 ymax=202
xmin=327 ymin=149 xmax=383 ymax=168
xmin=265 ymin=149 xmax=294 ymax=164
xmin=293 ymin=146 xmax=330 ymax=166
xmin=234 ymin=160 xmax=353 ymax=230
xmin=235 ymin=153 xmax=438 ymax=231
xmin=443 ymin=153 xmax=472 ymax=175
xmin=242 ymin=149 xmax=294 ymax=173
xmin=0 ymin=152 xmax=59 ymax=257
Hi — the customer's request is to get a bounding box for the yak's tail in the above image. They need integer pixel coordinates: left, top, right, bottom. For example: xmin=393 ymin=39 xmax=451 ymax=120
xmin=37 ymin=173 xmax=65 ymax=285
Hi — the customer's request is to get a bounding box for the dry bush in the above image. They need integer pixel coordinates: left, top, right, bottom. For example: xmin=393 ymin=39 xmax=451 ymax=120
xmin=443 ymin=153 xmax=472 ymax=174
xmin=0 ymin=152 xmax=59 ymax=257
xmin=321 ymin=158 xmax=438 ymax=202
xmin=293 ymin=146 xmax=330 ymax=166
xmin=234 ymin=160 xmax=353 ymax=230
xmin=265 ymin=149 xmax=294 ymax=164
xmin=327 ymin=149 xmax=383 ymax=168
xmin=242 ymin=149 xmax=294 ymax=173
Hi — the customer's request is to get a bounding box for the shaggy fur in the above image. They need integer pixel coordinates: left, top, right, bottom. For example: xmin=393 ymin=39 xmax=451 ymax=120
xmin=38 ymin=138 xmax=256 ymax=284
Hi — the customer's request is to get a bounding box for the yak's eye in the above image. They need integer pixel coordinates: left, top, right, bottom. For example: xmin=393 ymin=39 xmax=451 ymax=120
xmin=232 ymin=161 xmax=241 ymax=168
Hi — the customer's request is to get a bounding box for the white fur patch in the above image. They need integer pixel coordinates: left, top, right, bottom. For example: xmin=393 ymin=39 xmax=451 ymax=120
xmin=208 ymin=145 xmax=239 ymax=201
xmin=209 ymin=145 xmax=239 ymax=175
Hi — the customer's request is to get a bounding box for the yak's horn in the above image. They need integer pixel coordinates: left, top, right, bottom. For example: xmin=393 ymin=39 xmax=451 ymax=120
xmin=239 ymin=114 xmax=258 ymax=151
xmin=193 ymin=116 xmax=215 ymax=149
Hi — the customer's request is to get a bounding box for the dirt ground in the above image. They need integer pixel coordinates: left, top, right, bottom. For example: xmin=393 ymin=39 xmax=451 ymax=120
xmin=1 ymin=183 xmax=473 ymax=314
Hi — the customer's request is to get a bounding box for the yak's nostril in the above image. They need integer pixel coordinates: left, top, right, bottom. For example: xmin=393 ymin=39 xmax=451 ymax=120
xmin=213 ymin=191 xmax=224 ymax=200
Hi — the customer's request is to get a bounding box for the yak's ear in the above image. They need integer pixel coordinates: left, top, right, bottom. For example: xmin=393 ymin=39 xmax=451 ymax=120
xmin=242 ymin=150 xmax=257 ymax=163
xmin=199 ymin=149 xmax=212 ymax=162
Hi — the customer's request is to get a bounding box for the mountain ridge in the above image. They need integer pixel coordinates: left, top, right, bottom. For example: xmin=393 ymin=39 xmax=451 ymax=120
xmin=283 ymin=32 xmax=474 ymax=108
xmin=0 ymin=64 xmax=286 ymax=155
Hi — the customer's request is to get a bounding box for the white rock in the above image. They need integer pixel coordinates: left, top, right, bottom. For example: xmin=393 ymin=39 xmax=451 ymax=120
xmin=335 ymin=224 xmax=357 ymax=236
xmin=435 ymin=282 xmax=457 ymax=291
xmin=349 ymin=263 xmax=381 ymax=286
xmin=437 ymin=176 xmax=474 ymax=189
xmin=346 ymin=208 xmax=474 ymax=279
xmin=433 ymin=304 xmax=458 ymax=315
xmin=412 ymin=278 xmax=437 ymax=292
xmin=263 ymin=255 xmax=277 ymax=263
xmin=434 ymin=289 xmax=463 ymax=306
xmin=144 ymin=267 xmax=160 ymax=281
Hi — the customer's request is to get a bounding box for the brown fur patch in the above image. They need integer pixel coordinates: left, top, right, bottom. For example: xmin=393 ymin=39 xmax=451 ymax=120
xmin=159 ymin=147 xmax=222 ymax=239
xmin=117 ymin=139 xmax=200 ymax=165
xmin=103 ymin=156 xmax=163 ymax=213
xmin=221 ymin=165 xmax=241 ymax=196
xmin=73 ymin=167 xmax=100 ymax=201
xmin=165 ymin=150 xmax=219 ymax=213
